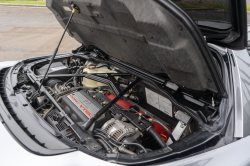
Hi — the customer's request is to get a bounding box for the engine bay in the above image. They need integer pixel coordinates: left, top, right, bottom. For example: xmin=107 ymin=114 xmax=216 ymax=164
xmin=7 ymin=51 xmax=223 ymax=164
xmin=33 ymin=58 xmax=193 ymax=153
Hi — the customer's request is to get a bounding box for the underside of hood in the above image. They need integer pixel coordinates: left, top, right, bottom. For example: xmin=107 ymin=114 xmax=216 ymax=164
xmin=47 ymin=0 xmax=227 ymax=97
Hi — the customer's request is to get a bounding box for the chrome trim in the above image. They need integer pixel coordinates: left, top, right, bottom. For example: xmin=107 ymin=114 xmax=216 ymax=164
xmin=208 ymin=43 xmax=227 ymax=55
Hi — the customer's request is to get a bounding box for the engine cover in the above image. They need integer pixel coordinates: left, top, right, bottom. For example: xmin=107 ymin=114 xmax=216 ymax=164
xmin=60 ymin=90 xmax=104 ymax=123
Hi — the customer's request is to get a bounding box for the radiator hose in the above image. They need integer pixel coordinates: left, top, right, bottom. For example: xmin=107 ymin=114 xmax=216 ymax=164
xmin=147 ymin=126 xmax=167 ymax=148
xmin=96 ymin=138 xmax=112 ymax=153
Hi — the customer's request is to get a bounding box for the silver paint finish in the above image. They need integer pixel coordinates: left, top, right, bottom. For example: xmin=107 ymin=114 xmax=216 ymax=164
xmin=0 ymin=120 xmax=115 ymax=166
xmin=228 ymin=49 xmax=244 ymax=137
xmin=229 ymin=49 xmax=250 ymax=137
xmin=0 ymin=61 xmax=18 ymax=70
xmin=159 ymin=136 xmax=250 ymax=166
xmin=166 ymin=121 xmax=187 ymax=145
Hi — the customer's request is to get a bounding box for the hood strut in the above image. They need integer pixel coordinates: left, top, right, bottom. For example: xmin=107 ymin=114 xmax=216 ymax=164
xmin=38 ymin=4 xmax=78 ymax=92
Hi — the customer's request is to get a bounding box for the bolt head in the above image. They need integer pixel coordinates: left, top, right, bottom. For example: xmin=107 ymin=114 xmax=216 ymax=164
xmin=86 ymin=137 xmax=91 ymax=142
xmin=80 ymin=139 xmax=86 ymax=144
xmin=93 ymin=145 xmax=98 ymax=150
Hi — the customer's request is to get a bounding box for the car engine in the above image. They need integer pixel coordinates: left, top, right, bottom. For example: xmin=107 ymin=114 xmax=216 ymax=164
xmin=13 ymin=54 xmax=211 ymax=158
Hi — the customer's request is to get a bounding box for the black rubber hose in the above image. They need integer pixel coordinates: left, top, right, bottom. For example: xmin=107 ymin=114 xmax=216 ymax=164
xmin=93 ymin=134 xmax=113 ymax=149
xmin=96 ymin=138 xmax=111 ymax=153
xmin=149 ymin=119 xmax=176 ymax=143
xmin=73 ymin=65 xmax=87 ymax=87
xmin=112 ymin=141 xmax=147 ymax=153
xmin=147 ymin=127 xmax=167 ymax=148
xmin=94 ymin=129 xmax=147 ymax=153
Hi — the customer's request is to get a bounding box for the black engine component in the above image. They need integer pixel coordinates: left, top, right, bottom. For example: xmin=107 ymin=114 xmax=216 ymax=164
xmin=147 ymin=126 xmax=167 ymax=148
xmin=121 ymin=111 xmax=151 ymax=131
xmin=46 ymin=109 xmax=102 ymax=151
xmin=36 ymin=62 xmax=69 ymax=78
xmin=46 ymin=78 xmax=63 ymax=88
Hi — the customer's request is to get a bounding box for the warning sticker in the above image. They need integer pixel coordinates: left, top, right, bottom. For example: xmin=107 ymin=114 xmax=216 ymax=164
xmin=145 ymin=88 xmax=159 ymax=109
xmin=145 ymin=88 xmax=172 ymax=117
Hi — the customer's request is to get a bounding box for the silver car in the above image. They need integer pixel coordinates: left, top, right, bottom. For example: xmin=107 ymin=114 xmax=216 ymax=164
xmin=0 ymin=0 xmax=250 ymax=165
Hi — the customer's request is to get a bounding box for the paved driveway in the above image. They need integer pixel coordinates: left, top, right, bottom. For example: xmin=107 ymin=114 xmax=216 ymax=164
xmin=0 ymin=5 xmax=79 ymax=61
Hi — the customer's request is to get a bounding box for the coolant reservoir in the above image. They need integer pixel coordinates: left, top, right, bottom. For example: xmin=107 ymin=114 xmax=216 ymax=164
xmin=82 ymin=67 xmax=117 ymax=88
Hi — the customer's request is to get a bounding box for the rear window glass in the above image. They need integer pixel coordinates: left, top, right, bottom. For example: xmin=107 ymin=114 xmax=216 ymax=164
xmin=173 ymin=0 xmax=231 ymax=30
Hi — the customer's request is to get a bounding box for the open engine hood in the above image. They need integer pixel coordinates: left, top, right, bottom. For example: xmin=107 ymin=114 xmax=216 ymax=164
xmin=47 ymin=0 xmax=227 ymax=97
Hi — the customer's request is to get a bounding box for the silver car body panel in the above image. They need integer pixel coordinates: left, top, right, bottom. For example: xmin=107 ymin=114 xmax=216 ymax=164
xmin=1 ymin=113 xmax=250 ymax=166
xmin=159 ymin=135 xmax=250 ymax=166
xmin=0 ymin=116 xmax=116 ymax=166
xmin=0 ymin=46 xmax=250 ymax=165
xmin=228 ymin=49 xmax=250 ymax=137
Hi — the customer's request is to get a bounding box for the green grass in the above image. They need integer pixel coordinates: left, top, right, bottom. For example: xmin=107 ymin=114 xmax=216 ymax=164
xmin=177 ymin=2 xmax=250 ymax=12
xmin=0 ymin=0 xmax=45 ymax=5
xmin=176 ymin=2 xmax=229 ymax=11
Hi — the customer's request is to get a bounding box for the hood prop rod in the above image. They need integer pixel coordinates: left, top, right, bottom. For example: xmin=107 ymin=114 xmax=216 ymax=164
xmin=38 ymin=5 xmax=78 ymax=92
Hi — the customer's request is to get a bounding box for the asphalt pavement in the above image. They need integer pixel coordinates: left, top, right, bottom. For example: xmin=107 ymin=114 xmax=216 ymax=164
xmin=0 ymin=5 xmax=79 ymax=61
xmin=0 ymin=5 xmax=249 ymax=62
